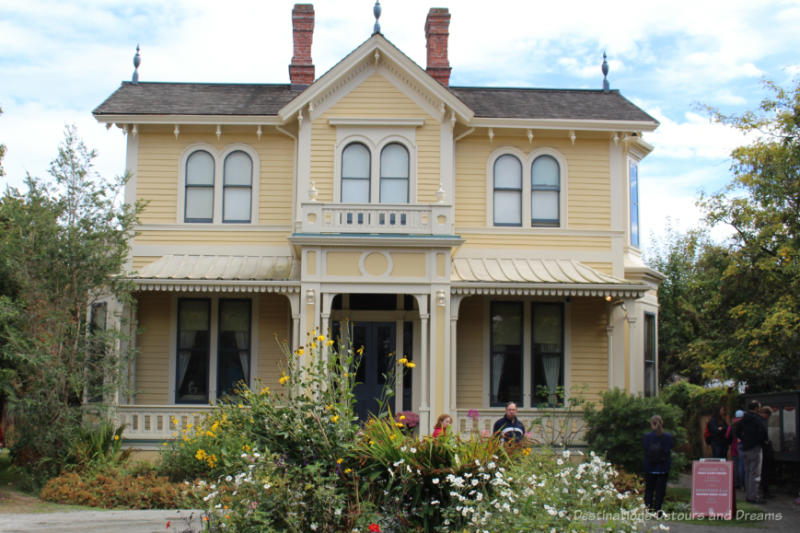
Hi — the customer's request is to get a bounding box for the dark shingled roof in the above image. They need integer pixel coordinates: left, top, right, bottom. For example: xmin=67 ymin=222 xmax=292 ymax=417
xmin=94 ymin=81 xmax=657 ymax=124
xmin=448 ymin=87 xmax=658 ymax=123
xmin=93 ymin=82 xmax=303 ymax=116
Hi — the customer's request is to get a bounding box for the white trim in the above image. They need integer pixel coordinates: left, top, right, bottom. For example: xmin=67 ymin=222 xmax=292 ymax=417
xmin=133 ymin=244 xmax=292 ymax=257
xmin=470 ymin=117 xmax=658 ymax=132
xmin=176 ymin=143 xmax=260 ymax=225
xmin=288 ymin=234 xmax=463 ymax=248
xmin=96 ymin=115 xmax=283 ymax=126
xmin=358 ymin=250 xmax=393 ymax=278
xmin=134 ymin=279 xmax=300 ymax=293
xmin=136 ymin=224 xmax=291 ymax=232
xmin=485 ymin=145 xmax=569 ymax=229
xmin=328 ymin=118 xmax=425 ymax=127
xmin=452 ymin=284 xmax=646 ymax=299
xmin=456 ymin=227 xmax=624 ymax=237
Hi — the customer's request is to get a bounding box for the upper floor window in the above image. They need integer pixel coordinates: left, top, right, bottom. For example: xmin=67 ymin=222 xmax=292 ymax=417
xmin=223 ymin=151 xmax=253 ymax=223
xmin=531 ymin=155 xmax=560 ymax=227
xmin=180 ymin=145 xmax=258 ymax=224
xmin=488 ymin=148 xmax=566 ymax=229
xmin=379 ymin=143 xmax=409 ymax=203
xmin=338 ymin=139 xmax=414 ymax=204
xmin=341 ymin=142 xmax=371 ymax=203
xmin=185 ymin=150 xmax=215 ymax=222
xmin=629 ymin=160 xmax=640 ymax=247
xmin=493 ymin=154 xmax=522 ymax=226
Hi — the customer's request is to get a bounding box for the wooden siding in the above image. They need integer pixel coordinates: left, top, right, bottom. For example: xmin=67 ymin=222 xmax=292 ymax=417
xmin=569 ymin=299 xmax=608 ymax=402
xmin=459 ymin=234 xmax=611 ymax=251
xmin=311 ymin=73 xmax=441 ymax=203
xmin=135 ymin=230 xmax=291 ymax=246
xmin=454 ymin=135 xmax=611 ymax=235
xmin=136 ymin=132 xmax=294 ymax=225
xmin=456 ymin=296 xmax=484 ymax=407
xmin=135 ymin=293 xmax=171 ymax=404
xmin=256 ymin=294 xmax=291 ymax=390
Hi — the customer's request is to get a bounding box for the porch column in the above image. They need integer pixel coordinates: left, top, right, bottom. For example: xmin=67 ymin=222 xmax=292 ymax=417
xmin=448 ymin=295 xmax=464 ymax=416
xmin=287 ymin=292 xmax=302 ymax=350
xmin=415 ymin=293 xmax=430 ymax=433
xmin=606 ymin=301 xmax=614 ymax=391
xmin=626 ymin=298 xmax=642 ymax=394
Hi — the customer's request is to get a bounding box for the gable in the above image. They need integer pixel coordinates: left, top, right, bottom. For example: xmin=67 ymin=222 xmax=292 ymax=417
xmin=325 ymin=72 xmax=432 ymax=119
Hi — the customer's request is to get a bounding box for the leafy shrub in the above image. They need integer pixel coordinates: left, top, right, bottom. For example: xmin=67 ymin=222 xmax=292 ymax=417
xmin=583 ymin=388 xmax=687 ymax=477
xmin=40 ymin=467 xmax=194 ymax=509
xmin=660 ymin=380 xmax=739 ymax=458
xmin=67 ymin=419 xmax=130 ymax=472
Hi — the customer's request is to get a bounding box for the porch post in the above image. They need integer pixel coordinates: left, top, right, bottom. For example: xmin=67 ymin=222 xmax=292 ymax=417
xmin=626 ymin=298 xmax=642 ymax=394
xmin=415 ymin=293 xmax=430 ymax=433
xmin=287 ymin=292 xmax=302 ymax=351
xmin=448 ymin=295 xmax=463 ymax=416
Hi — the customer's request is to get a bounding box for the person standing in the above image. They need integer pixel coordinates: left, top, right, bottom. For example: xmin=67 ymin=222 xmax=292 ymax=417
xmin=731 ymin=409 xmax=745 ymax=489
xmin=493 ymin=402 xmax=525 ymax=443
xmin=735 ymin=400 xmax=768 ymax=503
xmin=707 ymin=405 xmax=731 ymax=458
xmin=758 ymin=406 xmax=775 ymax=499
xmin=643 ymin=415 xmax=674 ymax=515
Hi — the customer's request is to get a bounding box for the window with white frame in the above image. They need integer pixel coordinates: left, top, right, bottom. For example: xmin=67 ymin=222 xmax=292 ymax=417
xmin=531 ymin=155 xmax=560 ymax=227
xmin=176 ymin=298 xmax=252 ymax=404
xmin=493 ymin=155 xmax=522 ymax=226
xmin=629 ymin=159 xmax=640 ymax=247
xmin=181 ymin=146 xmax=257 ymax=224
xmin=531 ymin=303 xmax=564 ymax=405
xmin=339 ymin=139 xmax=413 ymax=204
xmin=644 ymin=312 xmax=656 ymax=397
xmin=489 ymin=148 xmax=566 ymax=228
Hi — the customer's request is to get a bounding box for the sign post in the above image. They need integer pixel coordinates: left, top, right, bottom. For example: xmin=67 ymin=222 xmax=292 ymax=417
xmin=691 ymin=459 xmax=735 ymax=519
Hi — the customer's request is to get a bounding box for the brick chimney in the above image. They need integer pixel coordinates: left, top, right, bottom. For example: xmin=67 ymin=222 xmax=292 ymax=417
xmin=425 ymin=8 xmax=451 ymax=86
xmin=289 ymin=4 xmax=315 ymax=87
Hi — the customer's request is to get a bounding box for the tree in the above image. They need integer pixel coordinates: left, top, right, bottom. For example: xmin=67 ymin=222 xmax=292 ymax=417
xmin=697 ymin=80 xmax=800 ymax=391
xmin=0 ymin=126 xmax=140 ymax=482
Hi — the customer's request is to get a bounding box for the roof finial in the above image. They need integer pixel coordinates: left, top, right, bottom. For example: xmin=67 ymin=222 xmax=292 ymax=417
xmin=601 ymin=50 xmax=609 ymax=93
xmin=373 ymin=0 xmax=382 ymax=34
xmin=132 ymin=44 xmax=141 ymax=84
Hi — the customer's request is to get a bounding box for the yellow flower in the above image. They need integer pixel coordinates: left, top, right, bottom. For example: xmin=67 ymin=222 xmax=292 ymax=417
xmin=260 ymin=386 xmax=270 ymax=395
xmin=170 ymin=416 xmax=178 ymax=425
xmin=195 ymin=449 xmax=207 ymax=461
xmin=369 ymin=440 xmax=375 ymax=445
xmin=279 ymin=374 xmax=289 ymax=385
xmin=317 ymin=334 xmax=326 ymax=342
xmin=205 ymin=431 xmax=216 ymax=438
xmin=395 ymin=422 xmax=404 ymax=428
xmin=522 ymin=448 xmax=531 ymax=456
xmin=390 ymin=434 xmax=396 ymax=440
xmin=113 ymin=435 xmax=120 ymax=441
xmin=399 ymin=415 xmax=406 ymax=420
xmin=211 ymin=421 xmax=220 ymax=433
xmin=331 ymin=415 xmax=340 ymax=423
xmin=336 ymin=458 xmax=343 ymax=464
xmin=242 ymin=444 xmax=251 ymax=452
xmin=356 ymin=346 xmax=364 ymax=355
xmin=325 ymin=404 xmax=334 ymax=411
xmin=405 ymin=362 xmax=416 ymax=368
xmin=397 ymin=357 xmax=408 ymax=365
xmin=326 ymin=339 xmax=335 ymax=347
xmin=186 ymin=422 xmax=193 ymax=430
xmin=296 ymin=348 xmax=305 ymax=356
xmin=344 ymin=468 xmax=352 ymax=474
xmin=237 ymin=403 xmax=243 ymax=408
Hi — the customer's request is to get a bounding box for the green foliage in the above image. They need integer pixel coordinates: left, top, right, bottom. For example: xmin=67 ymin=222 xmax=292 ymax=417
xmin=694 ymin=80 xmax=800 ymax=391
xmin=0 ymin=126 xmax=141 ymax=484
xmin=660 ymin=381 xmax=738 ymax=458
xmin=583 ymin=388 xmax=687 ymax=476
xmin=67 ymin=419 xmax=130 ymax=472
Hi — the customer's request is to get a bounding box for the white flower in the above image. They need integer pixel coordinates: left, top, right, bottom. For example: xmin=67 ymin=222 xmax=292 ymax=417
xmin=430 ymin=499 xmax=440 ymax=505
xmin=432 ymin=478 xmax=440 ymax=484
xmin=263 ymin=483 xmax=271 ymax=489
xmin=225 ymin=475 xmax=233 ymax=482
xmin=410 ymin=447 xmax=417 ymax=453
xmin=393 ymin=459 xmax=405 ymax=467
xmin=310 ymin=524 xmax=318 ymax=531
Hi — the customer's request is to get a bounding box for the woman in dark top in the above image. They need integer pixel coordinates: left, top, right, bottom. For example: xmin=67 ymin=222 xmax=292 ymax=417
xmin=643 ymin=415 xmax=674 ymax=514
xmin=707 ymin=405 xmax=731 ymax=458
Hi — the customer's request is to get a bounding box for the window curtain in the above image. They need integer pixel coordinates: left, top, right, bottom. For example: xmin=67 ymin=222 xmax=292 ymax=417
xmin=491 ymin=353 xmax=505 ymax=404
xmin=235 ymin=331 xmax=249 ymax=382
xmin=177 ymin=331 xmax=196 ymax=391
xmin=542 ymin=353 xmax=560 ymax=393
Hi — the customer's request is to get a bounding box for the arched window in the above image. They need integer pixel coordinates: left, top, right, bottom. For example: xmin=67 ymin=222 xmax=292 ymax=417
xmin=379 ymin=143 xmax=409 ymax=203
xmin=341 ymin=142 xmax=371 ymax=203
xmin=531 ymin=155 xmax=560 ymax=226
xmin=185 ymin=150 xmax=215 ymax=222
xmin=493 ymin=154 xmax=522 ymax=226
xmin=223 ymin=151 xmax=253 ymax=223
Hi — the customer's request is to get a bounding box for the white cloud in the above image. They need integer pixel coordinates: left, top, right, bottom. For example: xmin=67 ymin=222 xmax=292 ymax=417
xmin=643 ymin=107 xmax=750 ymax=160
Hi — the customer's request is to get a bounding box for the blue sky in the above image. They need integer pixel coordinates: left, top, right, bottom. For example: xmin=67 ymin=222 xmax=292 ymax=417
xmin=2 ymin=0 xmax=799 ymax=253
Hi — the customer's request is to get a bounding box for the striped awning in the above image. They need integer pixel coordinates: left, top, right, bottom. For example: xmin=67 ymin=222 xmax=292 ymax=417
xmin=133 ymin=255 xmax=300 ymax=293
xmin=451 ymin=257 xmax=648 ymax=298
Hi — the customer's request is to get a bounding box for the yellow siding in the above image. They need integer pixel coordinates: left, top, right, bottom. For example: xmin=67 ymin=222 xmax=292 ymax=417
xmin=454 ymin=135 xmax=611 ymax=234
xmin=135 ymin=293 xmax=171 ymax=404
xmin=135 ymin=230 xmax=290 ymax=246
xmin=460 ymin=235 xmax=611 ymax=251
xmin=136 ymin=132 xmax=294 ymax=226
xmin=569 ymin=299 xmax=608 ymax=402
xmin=256 ymin=294 xmax=291 ymax=390
xmin=311 ymin=73 xmax=441 ymax=202
xmin=456 ymin=297 xmax=484 ymax=407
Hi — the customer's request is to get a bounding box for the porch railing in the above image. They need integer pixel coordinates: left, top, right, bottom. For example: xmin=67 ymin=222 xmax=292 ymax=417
xmin=115 ymin=405 xmax=212 ymax=446
xmin=454 ymin=408 xmax=587 ymax=446
xmin=299 ymin=202 xmax=453 ymax=235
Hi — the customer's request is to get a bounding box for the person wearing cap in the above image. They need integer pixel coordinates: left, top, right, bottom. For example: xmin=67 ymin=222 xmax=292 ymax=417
xmin=730 ymin=409 xmax=745 ymax=489
xmin=734 ymin=400 xmax=768 ymax=503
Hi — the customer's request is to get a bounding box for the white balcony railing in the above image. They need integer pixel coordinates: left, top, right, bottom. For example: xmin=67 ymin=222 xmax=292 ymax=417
xmin=115 ymin=405 xmax=212 ymax=445
xmin=455 ymin=408 xmax=587 ymax=446
xmin=300 ymin=203 xmax=453 ymax=235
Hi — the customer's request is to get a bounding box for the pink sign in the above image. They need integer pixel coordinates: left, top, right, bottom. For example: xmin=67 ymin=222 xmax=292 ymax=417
xmin=691 ymin=460 xmax=735 ymax=519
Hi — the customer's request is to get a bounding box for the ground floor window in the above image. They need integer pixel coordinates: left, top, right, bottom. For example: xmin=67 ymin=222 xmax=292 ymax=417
xmin=176 ymin=298 xmax=251 ymax=404
xmin=644 ymin=312 xmax=656 ymax=397
xmin=490 ymin=301 xmax=565 ymax=407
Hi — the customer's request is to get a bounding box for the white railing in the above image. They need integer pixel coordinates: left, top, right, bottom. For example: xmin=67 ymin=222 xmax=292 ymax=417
xmin=455 ymin=408 xmax=587 ymax=446
xmin=115 ymin=405 xmax=212 ymax=445
xmin=300 ymin=203 xmax=453 ymax=235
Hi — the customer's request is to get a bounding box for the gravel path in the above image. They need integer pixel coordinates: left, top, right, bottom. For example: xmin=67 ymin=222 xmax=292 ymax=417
xmin=0 ymin=509 xmax=204 ymax=533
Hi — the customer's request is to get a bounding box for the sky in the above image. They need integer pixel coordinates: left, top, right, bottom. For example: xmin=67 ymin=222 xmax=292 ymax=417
xmin=1 ymin=0 xmax=800 ymax=254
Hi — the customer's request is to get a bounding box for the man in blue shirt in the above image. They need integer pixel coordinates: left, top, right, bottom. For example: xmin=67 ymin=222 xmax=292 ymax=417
xmin=493 ymin=401 xmax=525 ymax=442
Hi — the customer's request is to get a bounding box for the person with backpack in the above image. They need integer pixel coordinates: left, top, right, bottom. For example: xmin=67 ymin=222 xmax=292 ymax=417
xmin=735 ymin=400 xmax=768 ymax=503
xmin=643 ymin=414 xmax=674 ymax=515
xmin=706 ymin=405 xmax=731 ymax=458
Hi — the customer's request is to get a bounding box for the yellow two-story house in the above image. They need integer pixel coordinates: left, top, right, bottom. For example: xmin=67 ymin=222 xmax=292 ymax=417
xmin=94 ymin=4 xmax=663 ymax=447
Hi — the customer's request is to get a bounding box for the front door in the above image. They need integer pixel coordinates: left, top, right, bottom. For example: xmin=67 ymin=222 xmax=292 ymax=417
xmin=351 ymin=322 xmax=396 ymax=420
